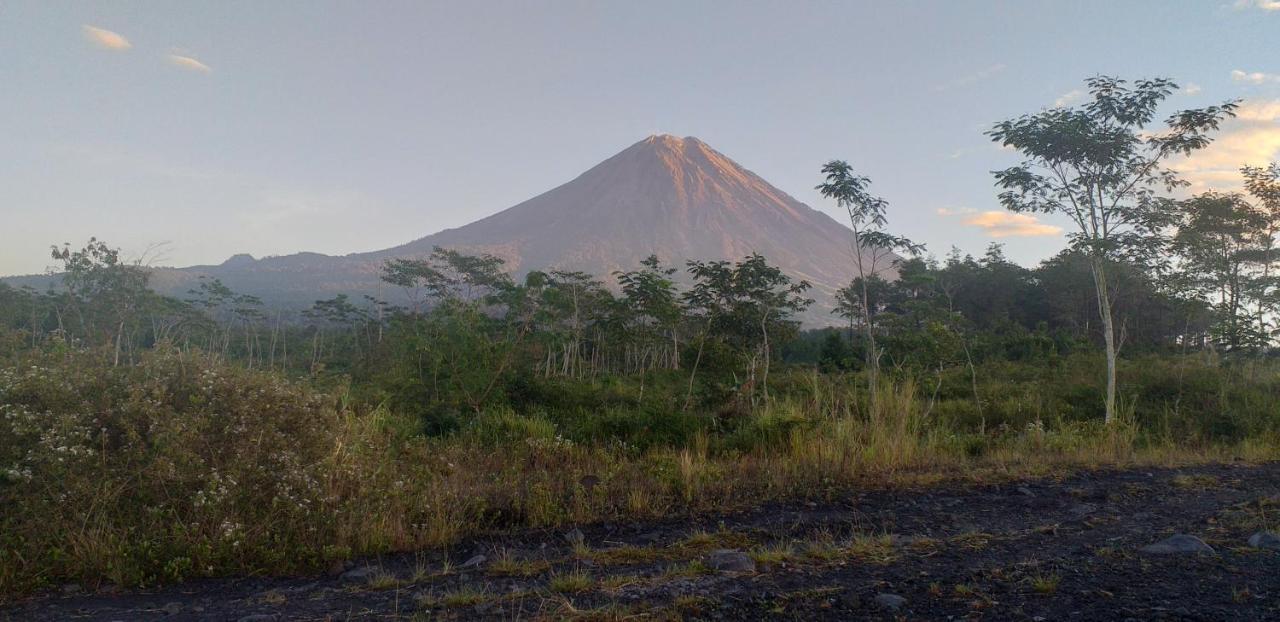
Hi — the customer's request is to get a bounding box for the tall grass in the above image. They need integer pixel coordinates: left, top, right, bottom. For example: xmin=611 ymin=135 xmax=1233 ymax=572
xmin=1 ymin=347 xmax=1277 ymax=598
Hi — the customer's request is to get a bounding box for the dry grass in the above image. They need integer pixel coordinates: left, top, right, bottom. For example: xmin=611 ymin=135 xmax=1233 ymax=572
xmin=2 ymin=349 xmax=1277 ymax=598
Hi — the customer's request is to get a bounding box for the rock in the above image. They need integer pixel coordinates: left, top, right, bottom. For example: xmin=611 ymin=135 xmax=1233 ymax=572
xmin=339 ymin=566 xmax=377 ymax=583
xmin=1140 ymin=534 xmax=1215 ymax=555
xmin=326 ymin=559 xmax=347 ymax=576
xmin=1016 ymin=486 xmax=1035 ymax=497
xmin=60 ymin=583 xmax=82 ymax=595
xmin=237 ymin=616 xmax=279 ymax=622
xmin=564 ymin=528 xmax=585 ymax=547
xmin=162 ymin=602 xmax=182 ymax=615
xmin=461 ymin=554 xmax=487 ymax=569
xmin=1069 ymin=503 xmax=1099 ymax=518
xmin=873 ymin=593 xmax=907 ymax=611
xmin=706 ymin=549 xmax=756 ymax=573
xmin=1248 ymin=531 xmax=1280 ymax=550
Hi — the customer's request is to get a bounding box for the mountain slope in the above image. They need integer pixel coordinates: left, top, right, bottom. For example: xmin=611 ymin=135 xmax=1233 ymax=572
xmin=28 ymin=136 xmax=879 ymax=325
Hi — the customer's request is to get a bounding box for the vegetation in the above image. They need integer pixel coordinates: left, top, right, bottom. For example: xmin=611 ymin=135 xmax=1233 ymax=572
xmin=1 ymin=75 xmax=1278 ymax=599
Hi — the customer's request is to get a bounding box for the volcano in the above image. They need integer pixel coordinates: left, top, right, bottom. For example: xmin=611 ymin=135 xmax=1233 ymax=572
xmin=145 ymin=135 xmax=875 ymax=325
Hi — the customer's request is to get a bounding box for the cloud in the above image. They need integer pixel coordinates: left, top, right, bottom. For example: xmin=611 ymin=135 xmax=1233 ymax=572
xmin=935 ymin=64 xmax=1008 ymax=92
xmin=960 ymin=211 xmax=1063 ymax=238
xmin=1054 ymin=89 xmax=1085 ymax=107
xmin=82 ymin=25 xmax=131 ymax=50
xmin=168 ymin=54 xmax=212 ymax=73
xmin=1183 ymin=83 xmax=1202 ymax=95
xmin=1234 ymin=0 xmax=1280 ymax=11
xmin=1232 ymin=69 xmax=1280 ymax=85
xmin=1170 ymin=99 xmax=1280 ymax=192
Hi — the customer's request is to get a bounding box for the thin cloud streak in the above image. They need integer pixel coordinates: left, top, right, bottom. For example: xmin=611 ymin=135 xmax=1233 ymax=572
xmin=83 ymin=25 xmax=131 ymax=50
xmin=169 ymin=54 xmax=212 ymax=73
xmin=1232 ymin=69 xmax=1279 ymax=85
xmin=1234 ymin=0 xmax=1280 ymax=11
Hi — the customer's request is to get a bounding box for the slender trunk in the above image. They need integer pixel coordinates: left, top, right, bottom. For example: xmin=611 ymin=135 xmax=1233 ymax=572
xmin=684 ymin=317 xmax=713 ymax=411
xmin=1091 ymin=256 xmax=1118 ymax=424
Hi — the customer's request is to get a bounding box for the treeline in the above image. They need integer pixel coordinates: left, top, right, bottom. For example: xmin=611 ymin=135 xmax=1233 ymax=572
xmin=1 ymin=76 xmax=1278 ymax=432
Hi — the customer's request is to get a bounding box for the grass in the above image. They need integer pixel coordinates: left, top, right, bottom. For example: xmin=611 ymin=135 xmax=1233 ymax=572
xmin=488 ymin=550 xmax=551 ymax=577
xmin=1029 ymin=573 xmax=1061 ymax=595
xmin=662 ymin=560 xmax=713 ymax=578
xmin=366 ymin=570 xmax=405 ymax=590
xmin=549 ymin=570 xmax=594 ymax=593
xmin=3 ymin=347 xmax=1280 ymax=598
xmin=1173 ymin=474 xmax=1221 ymax=490
xmin=749 ymin=542 xmax=799 ymax=565
xmin=846 ymin=533 xmax=897 ymax=564
xmin=439 ymin=586 xmax=488 ymax=607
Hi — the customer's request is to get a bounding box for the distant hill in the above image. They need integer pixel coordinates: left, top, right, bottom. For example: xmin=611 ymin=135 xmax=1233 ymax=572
xmin=11 ymin=136 xmax=886 ymax=325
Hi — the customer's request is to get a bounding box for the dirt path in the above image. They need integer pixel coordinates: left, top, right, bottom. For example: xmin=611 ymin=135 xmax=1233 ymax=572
xmin=6 ymin=462 xmax=1280 ymax=621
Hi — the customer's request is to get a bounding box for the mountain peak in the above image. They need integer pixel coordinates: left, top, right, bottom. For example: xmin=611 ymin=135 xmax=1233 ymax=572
xmin=164 ymin=135 xmax=869 ymax=326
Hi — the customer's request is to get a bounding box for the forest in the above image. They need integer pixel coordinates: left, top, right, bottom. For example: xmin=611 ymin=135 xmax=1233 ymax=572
xmin=2 ymin=77 xmax=1280 ymax=598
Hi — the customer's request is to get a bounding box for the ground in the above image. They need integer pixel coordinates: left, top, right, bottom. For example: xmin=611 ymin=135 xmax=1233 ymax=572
xmin=6 ymin=462 xmax=1280 ymax=621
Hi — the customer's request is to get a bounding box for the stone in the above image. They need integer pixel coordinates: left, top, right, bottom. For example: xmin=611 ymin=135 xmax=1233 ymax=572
xmin=326 ymin=559 xmax=347 ymax=576
xmin=1248 ymin=531 xmax=1280 ymax=550
xmin=237 ymin=616 xmax=279 ymax=622
xmin=1140 ymin=534 xmax=1215 ymax=555
xmin=1069 ymin=503 xmax=1099 ymax=518
xmin=339 ymin=566 xmax=377 ymax=583
xmin=162 ymin=602 xmax=182 ymax=615
xmin=1016 ymin=486 xmax=1035 ymax=497
xmin=873 ymin=593 xmax=907 ymax=611
xmin=60 ymin=583 xmax=82 ymax=595
xmin=706 ymin=549 xmax=756 ymax=573
xmin=461 ymin=554 xmax=487 ymax=569
xmin=564 ymin=527 xmax=585 ymax=546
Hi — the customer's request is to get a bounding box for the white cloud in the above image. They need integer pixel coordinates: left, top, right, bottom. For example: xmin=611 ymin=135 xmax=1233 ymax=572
xmin=1054 ymin=89 xmax=1085 ymax=107
xmin=1170 ymin=99 xmax=1280 ymax=192
xmin=961 ymin=211 xmax=1063 ymax=238
xmin=168 ymin=54 xmax=212 ymax=73
xmin=1234 ymin=0 xmax=1280 ymax=11
xmin=1232 ymin=69 xmax=1280 ymax=85
xmin=1183 ymin=83 xmax=1202 ymax=95
xmin=82 ymin=25 xmax=131 ymax=51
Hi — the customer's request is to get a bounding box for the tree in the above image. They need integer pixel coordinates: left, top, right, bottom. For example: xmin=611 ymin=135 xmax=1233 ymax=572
xmin=683 ymin=254 xmax=811 ymax=406
xmin=1172 ymin=193 xmax=1269 ymax=350
xmin=51 ymin=238 xmax=153 ymax=366
xmin=988 ymin=76 xmax=1237 ymax=423
xmin=616 ymin=255 xmax=683 ymax=373
xmin=816 ymin=162 xmax=921 ymax=404
xmin=1241 ymin=163 xmax=1280 ymax=344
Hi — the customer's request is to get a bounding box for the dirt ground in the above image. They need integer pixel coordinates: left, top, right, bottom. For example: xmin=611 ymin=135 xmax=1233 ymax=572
xmin=6 ymin=461 xmax=1280 ymax=621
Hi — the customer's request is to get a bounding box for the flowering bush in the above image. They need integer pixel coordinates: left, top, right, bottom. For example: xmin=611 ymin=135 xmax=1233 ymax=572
xmin=0 ymin=347 xmax=342 ymax=592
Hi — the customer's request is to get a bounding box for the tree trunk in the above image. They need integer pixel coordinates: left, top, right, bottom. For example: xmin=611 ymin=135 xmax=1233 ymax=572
xmin=1090 ymin=256 xmax=1118 ymax=424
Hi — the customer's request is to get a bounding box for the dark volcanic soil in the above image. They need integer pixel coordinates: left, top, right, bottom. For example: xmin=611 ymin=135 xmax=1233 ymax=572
xmin=7 ymin=462 xmax=1280 ymax=621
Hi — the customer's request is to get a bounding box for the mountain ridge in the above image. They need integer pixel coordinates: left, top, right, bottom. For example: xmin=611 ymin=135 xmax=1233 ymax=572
xmin=12 ymin=135 xmax=882 ymax=326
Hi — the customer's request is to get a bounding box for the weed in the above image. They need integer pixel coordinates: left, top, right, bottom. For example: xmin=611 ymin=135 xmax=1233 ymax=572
xmin=549 ymin=570 xmax=594 ymax=593
xmin=1030 ymin=573 xmax=1060 ymax=595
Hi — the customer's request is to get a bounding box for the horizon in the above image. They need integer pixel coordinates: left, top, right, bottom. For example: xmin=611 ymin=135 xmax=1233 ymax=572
xmin=3 ymin=2 xmax=1279 ymax=276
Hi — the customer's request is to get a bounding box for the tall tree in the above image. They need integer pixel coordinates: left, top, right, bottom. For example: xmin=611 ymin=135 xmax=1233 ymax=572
xmin=988 ymin=76 xmax=1237 ymax=423
xmin=817 ymin=162 xmax=921 ymax=404
xmin=1172 ymin=193 xmax=1269 ymax=350
xmin=1241 ymin=163 xmax=1280 ymax=344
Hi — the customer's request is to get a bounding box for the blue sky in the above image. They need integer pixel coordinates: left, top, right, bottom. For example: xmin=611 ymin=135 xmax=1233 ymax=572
xmin=2 ymin=0 xmax=1278 ymax=276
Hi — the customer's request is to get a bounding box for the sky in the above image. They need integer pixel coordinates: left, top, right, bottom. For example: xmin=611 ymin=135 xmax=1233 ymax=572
xmin=2 ymin=0 xmax=1278 ymax=276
